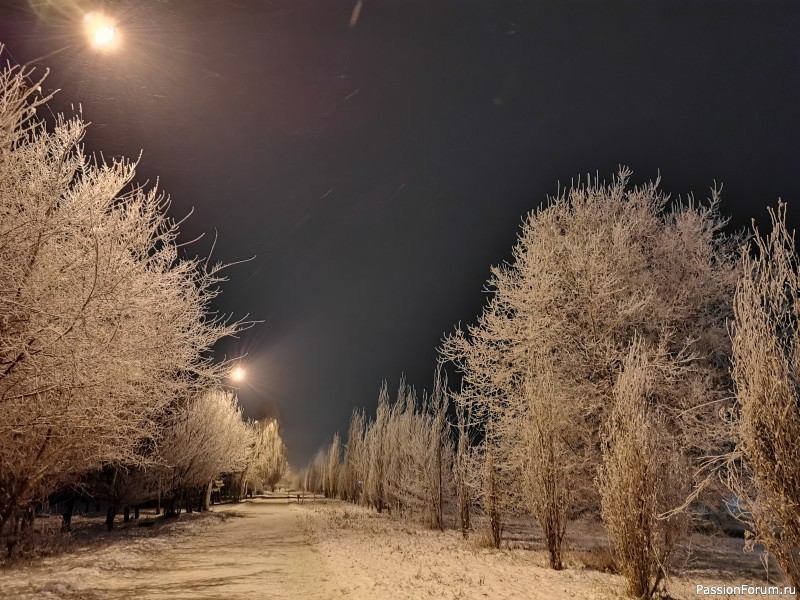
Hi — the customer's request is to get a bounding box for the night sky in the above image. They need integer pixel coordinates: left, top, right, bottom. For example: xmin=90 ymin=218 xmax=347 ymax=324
xmin=1 ymin=0 xmax=798 ymax=465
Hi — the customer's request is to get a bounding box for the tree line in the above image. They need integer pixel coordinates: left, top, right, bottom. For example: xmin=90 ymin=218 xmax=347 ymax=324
xmin=308 ymin=170 xmax=799 ymax=598
xmin=0 ymin=53 xmax=286 ymax=550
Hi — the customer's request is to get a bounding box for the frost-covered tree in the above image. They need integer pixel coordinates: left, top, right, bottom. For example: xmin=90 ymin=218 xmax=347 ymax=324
xmin=88 ymin=465 xmax=162 ymax=530
xmin=452 ymin=388 xmax=476 ymax=538
xmin=247 ymin=419 xmax=287 ymax=494
xmin=0 ymin=59 xmax=241 ymax=533
xmin=481 ymin=426 xmax=504 ymax=549
xmin=423 ymin=368 xmax=451 ymax=531
xmin=513 ymin=363 xmax=585 ymax=569
xmin=364 ymin=384 xmax=391 ymax=512
xmin=302 ymin=449 xmax=327 ymax=495
xmin=442 ymin=169 xmax=738 ymax=556
xmin=324 ymin=432 xmax=341 ymax=499
xmin=157 ymin=390 xmax=253 ymax=515
xmin=331 ymin=371 xmax=454 ymax=529
xmin=729 ymin=202 xmax=800 ymax=589
xmin=340 ymin=409 xmax=366 ymax=503
xmin=382 ymin=373 xmax=453 ymax=528
xmin=383 ymin=381 xmax=418 ymax=514
xmin=599 ymin=337 xmax=691 ymax=599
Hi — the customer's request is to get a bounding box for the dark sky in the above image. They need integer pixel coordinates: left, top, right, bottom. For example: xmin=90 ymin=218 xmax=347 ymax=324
xmin=1 ymin=0 xmax=798 ymax=465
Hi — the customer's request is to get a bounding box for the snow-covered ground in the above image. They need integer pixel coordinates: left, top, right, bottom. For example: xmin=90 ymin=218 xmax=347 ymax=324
xmin=0 ymin=498 xmax=794 ymax=599
xmin=296 ymin=502 xmax=794 ymax=600
xmin=0 ymin=499 xmax=329 ymax=599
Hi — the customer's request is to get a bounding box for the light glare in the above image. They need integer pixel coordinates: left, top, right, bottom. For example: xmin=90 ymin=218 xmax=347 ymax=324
xmin=94 ymin=25 xmax=115 ymax=47
xmin=230 ymin=367 xmax=246 ymax=382
xmin=84 ymin=13 xmax=118 ymax=49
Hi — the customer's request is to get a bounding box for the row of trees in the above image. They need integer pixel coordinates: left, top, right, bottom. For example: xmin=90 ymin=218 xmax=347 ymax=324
xmin=311 ymin=171 xmax=799 ymax=598
xmin=305 ymin=372 xmax=452 ymax=530
xmin=0 ymin=54 xmax=285 ymax=540
xmin=86 ymin=391 xmax=287 ymax=530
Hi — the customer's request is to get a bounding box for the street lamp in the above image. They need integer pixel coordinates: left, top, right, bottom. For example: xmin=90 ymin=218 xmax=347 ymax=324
xmin=83 ymin=13 xmax=118 ymax=50
xmin=230 ymin=366 xmax=246 ymax=383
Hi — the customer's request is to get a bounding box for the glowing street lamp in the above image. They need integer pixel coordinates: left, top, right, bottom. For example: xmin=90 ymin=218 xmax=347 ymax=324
xmin=93 ymin=24 xmax=116 ymax=47
xmin=230 ymin=366 xmax=246 ymax=383
xmin=84 ymin=13 xmax=118 ymax=50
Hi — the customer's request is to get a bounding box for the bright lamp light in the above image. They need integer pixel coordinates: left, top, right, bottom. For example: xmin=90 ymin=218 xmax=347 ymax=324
xmin=230 ymin=367 xmax=246 ymax=382
xmin=84 ymin=13 xmax=118 ymax=50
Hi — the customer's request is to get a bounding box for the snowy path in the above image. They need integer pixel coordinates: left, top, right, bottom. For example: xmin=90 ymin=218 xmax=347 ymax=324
xmin=0 ymin=499 xmax=328 ymax=600
xmin=2 ymin=499 xmax=791 ymax=600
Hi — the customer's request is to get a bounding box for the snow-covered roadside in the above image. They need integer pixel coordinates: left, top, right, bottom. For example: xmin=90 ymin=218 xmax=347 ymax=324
xmin=297 ymin=502 xmax=622 ymax=600
xmin=0 ymin=499 xmax=328 ymax=600
xmin=297 ymin=501 xmax=795 ymax=600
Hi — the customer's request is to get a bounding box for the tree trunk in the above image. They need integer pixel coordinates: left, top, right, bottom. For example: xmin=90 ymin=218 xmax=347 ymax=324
xmin=123 ymin=506 xmax=130 ymax=523
xmin=61 ymin=496 xmax=74 ymax=532
xmin=485 ymin=446 xmax=502 ymax=549
xmin=163 ymin=497 xmax=175 ymax=517
xmin=435 ymin=432 xmax=444 ymax=531
xmin=0 ymin=503 xmax=15 ymax=538
xmin=0 ymin=429 xmax=54 ymax=534
xmin=106 ymin=505 xmax=117 ymax=531
xmin=21 ymin=505 xmax=34 ymax=530
xmin=0 ymin=476 xmax=31 ymax=536
xmin=134 ymin=505 xmax=140 ymax=520
xmin=459 ymin=482 xmax=471 ymax=538
xmin=203 ymin=480 xmax=213 ymax=511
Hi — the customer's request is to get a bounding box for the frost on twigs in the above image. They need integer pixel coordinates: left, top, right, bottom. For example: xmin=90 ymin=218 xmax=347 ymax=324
xmin=306 ymin=369 xmax=455 ymax=533
xmin=441 ymin=168 xmax=739 ymax=566
xmin=728 ymin=201 xmax=800 ymax=590
xmin=0 ymin=55 xmax=245 ymax=534
xmin=157 ymin=390 xmax=252 ymax=512
xmin=599 ymin=336 xmax=690 ymax=600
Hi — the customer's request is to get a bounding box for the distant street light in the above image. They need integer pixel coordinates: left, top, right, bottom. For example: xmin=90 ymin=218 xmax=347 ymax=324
xmin=230 ymin=366 xmax=246 ymax=382
xmin=84 ymin=13 xmax=118 ymax=50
